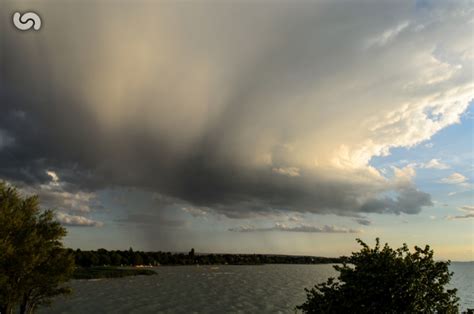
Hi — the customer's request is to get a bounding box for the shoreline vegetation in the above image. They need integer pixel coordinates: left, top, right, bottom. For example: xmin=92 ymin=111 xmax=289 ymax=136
xmin=69 ymin=248 xmax=344 ymax=279
xmin=73 ymin=248 xmax=342 ymax=267
xmin=72 ymin=248 xmax=344 ymax=279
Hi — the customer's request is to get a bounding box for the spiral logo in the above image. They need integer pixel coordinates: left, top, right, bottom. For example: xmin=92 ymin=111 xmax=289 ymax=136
xmin=12 ymin=12 xmax=42 ymax=31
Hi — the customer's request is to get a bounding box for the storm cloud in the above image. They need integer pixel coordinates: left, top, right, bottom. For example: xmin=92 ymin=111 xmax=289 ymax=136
xmin=1 ymin=1 xmax=472 ymax=221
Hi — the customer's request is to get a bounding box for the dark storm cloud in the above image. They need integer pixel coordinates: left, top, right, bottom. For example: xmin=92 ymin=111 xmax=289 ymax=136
xmin=1 ymin=1 xmax=469 ymax=220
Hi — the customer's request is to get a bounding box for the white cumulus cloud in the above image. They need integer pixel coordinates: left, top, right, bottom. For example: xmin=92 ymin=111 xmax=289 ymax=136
xmin=440 ymin=173 xmax=468 ymax=185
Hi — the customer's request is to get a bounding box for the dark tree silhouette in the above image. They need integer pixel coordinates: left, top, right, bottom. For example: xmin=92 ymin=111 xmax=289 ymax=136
xmin=297 ymin=238 xmax=459 ymax=313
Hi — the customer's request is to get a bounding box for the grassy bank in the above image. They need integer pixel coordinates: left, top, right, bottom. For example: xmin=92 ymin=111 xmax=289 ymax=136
xmin=73 ymin=266 xmax=157 ymax=279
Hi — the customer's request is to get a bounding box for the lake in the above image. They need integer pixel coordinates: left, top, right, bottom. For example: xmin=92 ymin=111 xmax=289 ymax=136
xmin=40 ymin=263 xmax=473 ymax=313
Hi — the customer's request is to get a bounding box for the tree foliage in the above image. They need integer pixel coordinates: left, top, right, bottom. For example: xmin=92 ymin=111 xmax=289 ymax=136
xmin=297 ymin=238 xmax=459 ymax=314
xmin=0 ymin=183 xmax=74 ymax=314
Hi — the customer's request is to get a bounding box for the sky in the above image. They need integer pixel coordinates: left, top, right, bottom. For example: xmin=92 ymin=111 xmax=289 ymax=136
xmin=0 ymin=0 xmax=473 ymax=260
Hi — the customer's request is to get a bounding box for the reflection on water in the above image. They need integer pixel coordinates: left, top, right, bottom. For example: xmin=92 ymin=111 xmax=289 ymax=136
xmin=450 ymin=262 xmax=474 ymax=311
xmin=39 ymin=263 xmax=473 ymax=313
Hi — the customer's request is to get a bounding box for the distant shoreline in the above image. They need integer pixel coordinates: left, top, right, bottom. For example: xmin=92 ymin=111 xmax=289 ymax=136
xmin=72 ymin=248 xmax=345 ymax=268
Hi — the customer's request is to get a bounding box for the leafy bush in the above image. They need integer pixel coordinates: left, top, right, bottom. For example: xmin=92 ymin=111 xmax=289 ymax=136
xmin=297 ymin=238 xmax=459 ymax=313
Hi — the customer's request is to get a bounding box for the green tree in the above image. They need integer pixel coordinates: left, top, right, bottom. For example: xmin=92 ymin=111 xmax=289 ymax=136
xmin=0 ymin=183 xmax=75 ymax=314
xmin=110 ymin=252 xmax=122 ymax=266
xmin=132 ymin=252 xmax=143 ymax=266
xmin=297 ymin=238 xmax=459 ymax=314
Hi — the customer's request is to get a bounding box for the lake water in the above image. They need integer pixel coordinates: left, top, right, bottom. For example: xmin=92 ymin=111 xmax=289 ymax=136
xmin=40 ymin=263 xmax=473 ymax=313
